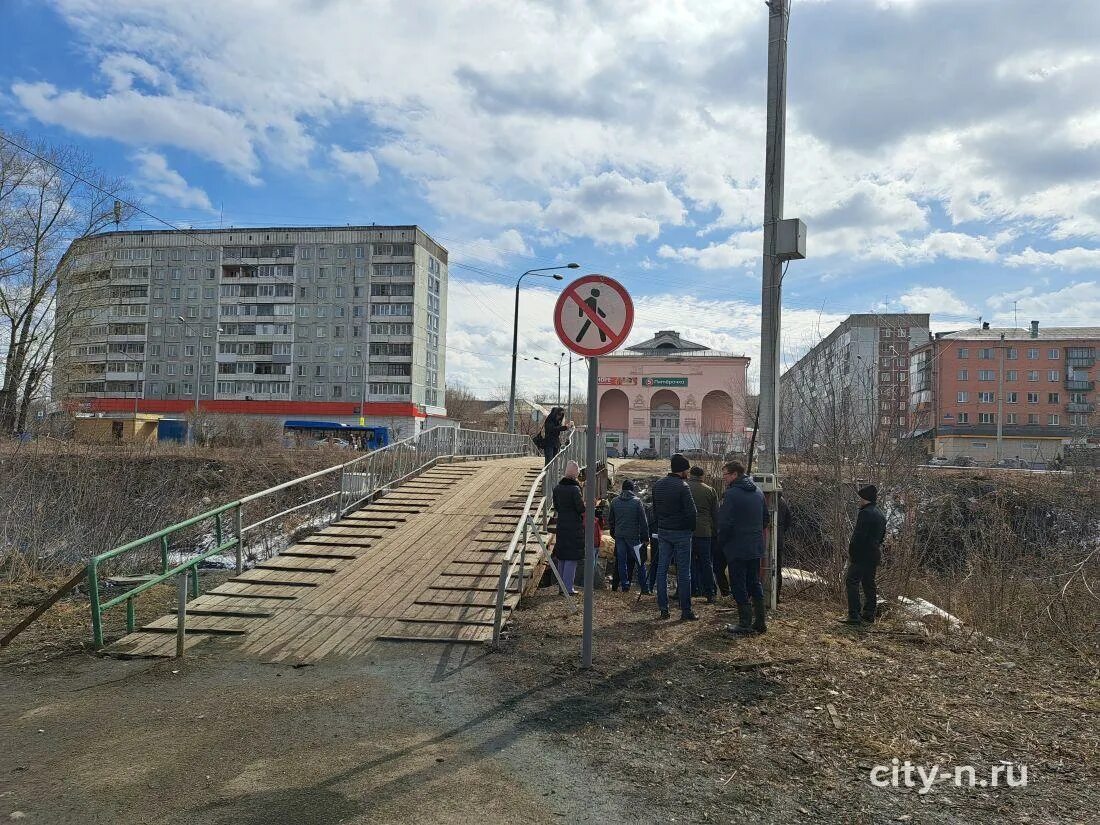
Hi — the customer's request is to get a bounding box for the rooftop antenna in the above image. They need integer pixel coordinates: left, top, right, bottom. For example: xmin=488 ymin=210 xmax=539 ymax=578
xmin=112 ymin=200 xmax=122 ymax=229
xmin=1013 ymin=300 xmax=1018 ymax=329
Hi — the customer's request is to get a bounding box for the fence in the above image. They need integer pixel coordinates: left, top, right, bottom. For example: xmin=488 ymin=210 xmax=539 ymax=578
xmin=491 ymin=427 xmax=607 ymax=644
xmin=82 ymin=426 xmax=532 ymax=648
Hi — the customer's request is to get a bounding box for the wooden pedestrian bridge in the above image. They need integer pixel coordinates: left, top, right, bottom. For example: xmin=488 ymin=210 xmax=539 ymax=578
xmin=2 ymin=427 xmax=604 ymax=663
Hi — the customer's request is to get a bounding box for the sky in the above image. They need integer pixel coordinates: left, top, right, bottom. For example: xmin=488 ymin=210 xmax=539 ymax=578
xmin=2 ymin=0 xmax=1099 ymax=400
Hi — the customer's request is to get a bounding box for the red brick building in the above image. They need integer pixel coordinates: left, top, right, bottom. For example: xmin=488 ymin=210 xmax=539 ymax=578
xmin=909 ymin=322 xmax=1099 ymax=463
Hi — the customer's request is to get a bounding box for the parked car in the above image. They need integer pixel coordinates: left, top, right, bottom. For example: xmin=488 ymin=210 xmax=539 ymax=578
xmin=312 ymin=437 xmax=352 ymax=449
xmin=606 ymin=446 xmax=621 ymax=458
xmin=681 ymin=448 xmax=717 ymax=460
xmin=638 ymin=447 xmax=659 ymax=460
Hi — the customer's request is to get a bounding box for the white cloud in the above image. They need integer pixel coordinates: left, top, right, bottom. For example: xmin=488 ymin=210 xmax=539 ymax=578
xmin=14 ymin=0 xmax=1100 ymax=269
xmin=329 ymin=145 xmax=379 ymax=187
xmin=12 ymin=81 xmax=260 ymax=180
xmin=131 ymin=149 xmax=213 ymax=210
xmin=543 ymin=172 xmax=686 ymax=245
xmin=896 ymin=286 xmax=975 ymax=316
xmin=657 ymin=230 xmax=759 ymax=270
xmin=1004 ymin=246 xmax=1100 ymax=270
xmin=451 ymin=229 xmax=533 ymax=267
xmin=986 ymin=281 xmax=1100 ymax=328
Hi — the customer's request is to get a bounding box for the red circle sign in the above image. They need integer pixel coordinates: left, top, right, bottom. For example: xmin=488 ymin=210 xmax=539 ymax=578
xmin=553 ymin=274 xmax=634 ymax=357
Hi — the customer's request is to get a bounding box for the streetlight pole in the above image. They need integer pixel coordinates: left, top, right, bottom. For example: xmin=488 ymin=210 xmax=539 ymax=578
xmin=508 ymin=263 xmax=580 ymax=433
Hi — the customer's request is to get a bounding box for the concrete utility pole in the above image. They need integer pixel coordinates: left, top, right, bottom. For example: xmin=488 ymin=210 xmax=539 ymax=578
xmin=757 ymin=0 xmax=792 ymax=610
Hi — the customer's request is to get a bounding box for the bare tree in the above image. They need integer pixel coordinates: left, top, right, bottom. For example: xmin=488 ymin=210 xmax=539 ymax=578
xmin=0 ymin=130 xmax=134 ymax=434
xmin=444 ymin=383 xmax=487 ymax=426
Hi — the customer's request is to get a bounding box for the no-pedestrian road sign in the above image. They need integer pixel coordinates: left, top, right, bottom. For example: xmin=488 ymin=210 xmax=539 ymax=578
xmin=553 ymin=274 xmax=634 ymax=358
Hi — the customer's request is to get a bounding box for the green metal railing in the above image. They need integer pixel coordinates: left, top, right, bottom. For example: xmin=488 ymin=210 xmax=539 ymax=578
xmin=84 ymin=426 xmax=532 ymax=649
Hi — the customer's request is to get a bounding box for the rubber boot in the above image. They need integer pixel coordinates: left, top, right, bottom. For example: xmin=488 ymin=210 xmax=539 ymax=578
xmin=752 ymin=597 xmax=767 ymax=634
xmin=727 ymin=603 xmax=754 ymax=634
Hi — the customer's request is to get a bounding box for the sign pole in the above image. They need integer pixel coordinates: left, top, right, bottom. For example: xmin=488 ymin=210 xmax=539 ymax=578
xmin=582 ymin=356 xmax=598 ymax=669
xmin=551 ymin=273 xmax=633 ymax=672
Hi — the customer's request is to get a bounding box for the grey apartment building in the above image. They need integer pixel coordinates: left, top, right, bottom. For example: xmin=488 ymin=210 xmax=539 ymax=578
xmin=55 ymin=225 xmax=447 ymax=428
xmin=779 ymin=313 xmax=931 ymax=450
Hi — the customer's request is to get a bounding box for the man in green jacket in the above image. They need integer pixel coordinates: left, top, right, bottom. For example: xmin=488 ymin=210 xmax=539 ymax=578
xmin=687 ymin=466 xmax=719 ymax=604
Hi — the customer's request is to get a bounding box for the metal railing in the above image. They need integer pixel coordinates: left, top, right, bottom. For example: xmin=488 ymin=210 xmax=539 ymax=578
xmin=491 ymin=427 xmax=607 ymax=644
xmin=84 ymin=426 xmax=531 ymax=649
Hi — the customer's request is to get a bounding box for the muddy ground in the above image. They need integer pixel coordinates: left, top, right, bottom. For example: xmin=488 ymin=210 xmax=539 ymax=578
xmin=2 ymin=582 xmax=1097 ymax=825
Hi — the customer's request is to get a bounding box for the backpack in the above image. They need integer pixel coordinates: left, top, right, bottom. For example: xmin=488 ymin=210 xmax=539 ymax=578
xmin=532 ymin=431 xmax=546 ymax=450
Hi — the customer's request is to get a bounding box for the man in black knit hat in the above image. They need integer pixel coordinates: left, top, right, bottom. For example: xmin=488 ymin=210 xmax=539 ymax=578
xmin=651 ymin=453 xmax=698 ymax=621
xmin=841 ymin=484 xmax=887 ymax=625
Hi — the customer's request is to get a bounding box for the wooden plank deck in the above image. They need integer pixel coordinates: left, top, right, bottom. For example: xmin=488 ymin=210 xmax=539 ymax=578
xmin=106 ymin=457 xmax=544 ymax=661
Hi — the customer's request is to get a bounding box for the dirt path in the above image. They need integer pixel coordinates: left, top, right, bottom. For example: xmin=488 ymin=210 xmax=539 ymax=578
xmin=2 ymin=587 xmax=1097 ymax=824
xmin=0 ymin=643 xmax=654 ymax=825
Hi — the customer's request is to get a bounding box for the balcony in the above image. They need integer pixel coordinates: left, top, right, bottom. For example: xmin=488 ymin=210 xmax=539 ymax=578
xmin=1066 ymin=402 xmax=1095 ymax=414
xmin=1065 ymin=379 xmax=1095 ymax=391
xmin=1067 ymin=356 xmax=1095 ymax=368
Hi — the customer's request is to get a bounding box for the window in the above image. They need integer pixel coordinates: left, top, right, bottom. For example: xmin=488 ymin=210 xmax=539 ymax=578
xmin=1006 ymin=413 xmax=1017 ymax=424
xmin=957 ymin=369 xmax=969 ymax=380
xmin=318 ymin=247 xmax=328 ymax=259
xmin=1049 ymin=370 xmax=1059 ymax=381
xmin=978 ymin=370 xmax=995 ymax=381
xmin=1048 ymin=392 xmax=1060 ymax=403
xmin=300 ymin=247 xmax=312 ymax=260
xmin=1027 ymin=392 xmax=1039 ymax=403
xmin=979 ymin=412 xmax=994 ymax=424
xmin=1028 ymin=413 xmax=1039 ymax=424
xmin=1028 ymin=370 xmax=1039 ymax=382
xmin=337 ymin=246 xmax=347 ymax=259
xmin=957 ymin=412 xmax=969 ymax=424
xmin=355 ymin=246 xmax=364 ymax=258
xmin=1007 ymin=370 xmax=1018 ymax=381
xmin=978 ymin=391 xmax=994 ymax=403
xmin=978 ymin=348 xmax=994 ymax=360
xmin=958 ymin=348 xmax=969 ymax=359
xmin=957 ymin=391 xmax=969 ymax=403
xmin=1048 ymin=414 xmax=1060 ymax=426
xmin=881 ymin=372 xmax=891 ymax=383
xmin=1049 ymin=348 xmax=1059 ymax=359
xmin=1006 ymin=392 xmax=1018 ymax=403
xmin=1027 ymin=348 xmax=1039 ymax=360
xmin=1006 ymin=347 xmax=1018 ymax=360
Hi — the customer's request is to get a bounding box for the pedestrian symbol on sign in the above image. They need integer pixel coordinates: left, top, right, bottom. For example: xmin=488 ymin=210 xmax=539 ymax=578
xmin=576 ymin=288 xmax=608 ymax=344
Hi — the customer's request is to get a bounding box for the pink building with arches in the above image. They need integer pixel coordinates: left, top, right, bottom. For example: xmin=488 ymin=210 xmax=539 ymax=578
xmin=596 ymin=330 xmax=751 ymax=457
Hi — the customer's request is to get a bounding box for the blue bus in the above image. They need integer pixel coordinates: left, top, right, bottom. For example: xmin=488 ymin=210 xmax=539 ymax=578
xmin=282 ymin=420 xmax=390 ymax=451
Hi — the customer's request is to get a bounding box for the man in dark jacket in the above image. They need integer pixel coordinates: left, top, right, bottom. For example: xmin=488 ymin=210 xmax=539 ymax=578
xmin=551 ymin=460 xmax=585 ymax=595
xmin=651 ymin=453 xmax=698 ymax=620
xmin=717 ymin=461 xmax=770 ymax=634
xmin=687 ymin=466 xmax=719 ymax=603
xmin=842 ymin=484 xmax=887 ymax=625
xmin=609 ymin=479 xmax=650 ymax=593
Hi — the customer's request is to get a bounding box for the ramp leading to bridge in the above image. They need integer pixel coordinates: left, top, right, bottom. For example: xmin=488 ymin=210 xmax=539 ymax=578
xmin=108 ymin=456 xmax=543 ymax=662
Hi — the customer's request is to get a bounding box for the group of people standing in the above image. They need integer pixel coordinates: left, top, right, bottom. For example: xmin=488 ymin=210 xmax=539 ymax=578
xmin=551 ymin=450 xmax=888 ymax=632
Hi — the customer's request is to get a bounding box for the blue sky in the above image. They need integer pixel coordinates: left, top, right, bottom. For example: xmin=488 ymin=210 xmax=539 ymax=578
xmin=3 ymin=0 xmax=1098 ymax=398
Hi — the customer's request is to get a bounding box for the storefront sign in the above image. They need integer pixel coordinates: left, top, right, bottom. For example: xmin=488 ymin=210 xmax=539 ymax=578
xmin=597 ymin=376 xmax=638 ymax=385
xmin=642 ymin=377 xmax=688 ymax=387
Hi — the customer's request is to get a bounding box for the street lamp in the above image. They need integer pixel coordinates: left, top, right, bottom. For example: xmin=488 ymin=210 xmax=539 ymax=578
xmin=508 ymin=264 xmax=580 ymax=433
xmin=531 ymin=352 xmax=567 ymax=407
